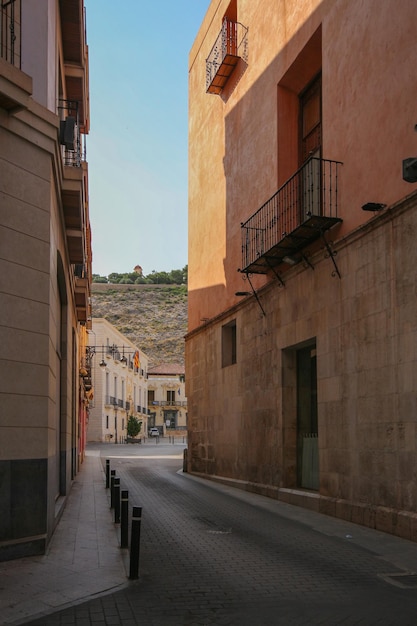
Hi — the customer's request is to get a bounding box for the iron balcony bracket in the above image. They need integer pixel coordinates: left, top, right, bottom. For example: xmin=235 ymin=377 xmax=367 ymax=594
xmin=321 ymin=231 xmax=341 ymax=279
xmin=245 ymin=273 xmax=266 ymax=316
xmin=237 ymin=271 xmax=266 ymax=316
xmin=301 ymin=251 xmax=314 ymax=270
xmin=265 ymin=258 xmax=285 ymax=287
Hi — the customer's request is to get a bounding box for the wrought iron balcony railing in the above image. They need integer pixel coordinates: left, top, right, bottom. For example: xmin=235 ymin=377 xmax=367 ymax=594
xmin=206 ymin=18 xmax=248 ymax=95
xmin=240 ymin=158 xmax=342 ymax=275
xmin=58 ymin=99 xmax=86 ymax=167
xmin=1 ymin=0 xmax=21 ymax=68
xmin=150 ymin=400 xmax=187 ymax=407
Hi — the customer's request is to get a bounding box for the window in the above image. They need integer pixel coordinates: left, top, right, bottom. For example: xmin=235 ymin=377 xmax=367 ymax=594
xmin=106 ymin=415 xmax=109 ymax=429
xmin=222 ymin=320 xmax=237 ymax=367
xmin=167 ymin=390 xmax=175 ymax=403
xmin=148 ymin=390 xmax=155 ymax=403
xmin=277 ymin=26 xmax=322 ymax=186
xmin=300 ymin=74 xmax=322 ymax=164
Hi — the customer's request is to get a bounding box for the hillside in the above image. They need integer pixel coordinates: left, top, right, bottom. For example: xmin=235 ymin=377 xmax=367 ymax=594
xmin=91 ymin=284 xmax=188 ymax=367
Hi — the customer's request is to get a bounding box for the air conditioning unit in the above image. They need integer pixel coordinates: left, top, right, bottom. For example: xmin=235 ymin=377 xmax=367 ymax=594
xmin=59 ymin=116 xmax=76 ymax=150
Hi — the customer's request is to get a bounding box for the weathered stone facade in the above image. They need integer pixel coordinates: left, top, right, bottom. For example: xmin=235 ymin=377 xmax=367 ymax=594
xmin=187 ymin=0 xmax=417 ymax=540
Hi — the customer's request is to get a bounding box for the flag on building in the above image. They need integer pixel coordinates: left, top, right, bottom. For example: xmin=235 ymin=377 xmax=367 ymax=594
xmin=134 ymin=350 xmax=140 ymax=369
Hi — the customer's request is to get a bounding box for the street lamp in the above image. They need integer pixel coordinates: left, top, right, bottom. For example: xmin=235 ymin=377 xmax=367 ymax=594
xmin=84 ymin=344 xmax=140 ymax=370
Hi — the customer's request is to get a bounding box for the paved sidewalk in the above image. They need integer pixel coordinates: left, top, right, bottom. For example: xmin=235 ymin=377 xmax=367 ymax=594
xmin=0 ymin=450 xmax=128 ymax=626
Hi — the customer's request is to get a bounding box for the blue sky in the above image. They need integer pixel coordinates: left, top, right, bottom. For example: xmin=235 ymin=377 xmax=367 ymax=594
xmin=85 ymin=0 xmax=210 ymax=277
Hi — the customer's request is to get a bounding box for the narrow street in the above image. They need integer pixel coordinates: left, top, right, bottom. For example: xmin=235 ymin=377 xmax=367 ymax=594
xmin=27 ymin=442 xmax=417 ymax=625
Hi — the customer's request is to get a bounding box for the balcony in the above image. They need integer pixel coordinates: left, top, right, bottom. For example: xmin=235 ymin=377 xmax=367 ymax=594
xmin=206 ymin=18 xmax=248 ymax=95
xmin=1 ymin=0 xmax=21 ymax=69
xmin=59 ymin=0 xmax=89 ymax=132
xmin=150 ymin=401 xmax=188 ymax=408
xmin=74 ymin=264 xmax=90 ymax=324
xmin=59 ymin=100 xmax=86 ymax=167
xmin=0 ymin=1 xmax=32 ymax=113
xmin=240 ymin=158 xmax=342 ymax=275
xmin=61 ymin=166 xmax=86 ymax=264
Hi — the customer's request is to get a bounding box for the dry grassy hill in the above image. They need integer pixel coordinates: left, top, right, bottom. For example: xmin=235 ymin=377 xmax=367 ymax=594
xmin=91 ymin=283 xmax=187 ymax=367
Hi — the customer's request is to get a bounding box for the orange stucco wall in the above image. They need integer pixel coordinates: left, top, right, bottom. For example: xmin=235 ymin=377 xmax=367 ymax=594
xmin=187 ymin=0 xmax=417 ymax=541
xmin=188 ymin=0 xmax=417 ymax=331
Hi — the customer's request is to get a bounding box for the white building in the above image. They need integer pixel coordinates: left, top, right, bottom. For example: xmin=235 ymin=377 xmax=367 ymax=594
xmin=87 ymin=319 xmax=149 ymax=443
xmin=148 ymin=364 xmax=187 ymax=435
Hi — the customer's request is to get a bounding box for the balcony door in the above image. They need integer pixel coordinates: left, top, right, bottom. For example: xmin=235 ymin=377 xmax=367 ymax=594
xmin=299 ymin=74 xmax=322 ymax=220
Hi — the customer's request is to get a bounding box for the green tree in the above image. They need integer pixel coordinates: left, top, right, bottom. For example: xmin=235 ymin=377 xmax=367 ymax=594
xmin=170 ymin=268 xmax=185 ymax=284
xmin=107 ymin=272 xmax=123 ymax=283
xmin=92 ymin=274 xmax=108 ymax=283
xmin=127 ymin=415 xmax=142 ymax=438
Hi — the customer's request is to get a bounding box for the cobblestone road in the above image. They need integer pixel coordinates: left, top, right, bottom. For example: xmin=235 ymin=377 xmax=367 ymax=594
xmin=25 ymin=444 xmax=417 ymax=625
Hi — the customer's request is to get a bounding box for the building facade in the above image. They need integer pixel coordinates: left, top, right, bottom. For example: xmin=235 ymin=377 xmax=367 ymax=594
xmin=186 ymin=0 xmax=417 ymax=540
xmin=148 ymin=364 xmax=187 ymax=436
xmin=0 ymin=0 xmax=91 ymax=560
xmin=87 ymin=319 xmax=149 ymax=443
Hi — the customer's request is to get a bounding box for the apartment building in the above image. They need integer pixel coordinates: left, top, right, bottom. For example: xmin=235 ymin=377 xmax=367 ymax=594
xmin=87 ymin=319 xmax=149 ymax=443
xmin=148 ymin=363 xmax=187 ymax=435
xmin=186 ymin=0 xmax=417 ymax=540
xmin=0 ymin=1 xmax=91 ymax=560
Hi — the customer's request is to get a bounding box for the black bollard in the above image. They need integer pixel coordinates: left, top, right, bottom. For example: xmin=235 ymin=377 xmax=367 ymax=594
xmin=114 ymin=478 xmax=121 ymax=523
xmin=129 ymin=506 xmax=142 ymax=580
xmin=105 ymin=459 xmax=110 ymax=488
xmin=110 ymin=470 xmax=116 ymax=509
xmin=120 ymin=490 xmax=129 ymax=548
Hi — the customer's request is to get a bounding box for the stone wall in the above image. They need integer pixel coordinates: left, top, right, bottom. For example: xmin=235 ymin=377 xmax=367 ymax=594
xmin=186 ymin=193 xmax=417 ymax=541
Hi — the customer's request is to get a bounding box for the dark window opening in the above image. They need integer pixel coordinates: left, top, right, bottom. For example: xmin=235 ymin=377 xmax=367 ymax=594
xmin=222 ymin=320 xmax=237 ymax=367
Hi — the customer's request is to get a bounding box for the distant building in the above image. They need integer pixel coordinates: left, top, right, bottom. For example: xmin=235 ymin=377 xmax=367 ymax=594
xmin=148 ymin=364 xmax=187 ymax=435
xmin=186 ymin=0 xmax=417 ymax=541
xmin=0 ymin=0 xmax=91 ymax=561
xmin=133 ymin=265 xmax=143 ymax=276
xmin=87 ymin=319 xmax=149 ymax=443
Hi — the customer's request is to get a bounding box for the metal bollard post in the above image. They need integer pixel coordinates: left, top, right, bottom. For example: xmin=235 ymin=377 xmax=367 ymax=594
xmin=120 ymin=490 xmax=129 ymax=548
xmin=129 ymin=506 xmax=142 ymax=580
xmin=110 ymin=470 xmax=116 ymax=509
xmin=105 ymin=459 xmax=110 ymax=488
xmin=114 ymin=478 xmax=121 ymax=523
